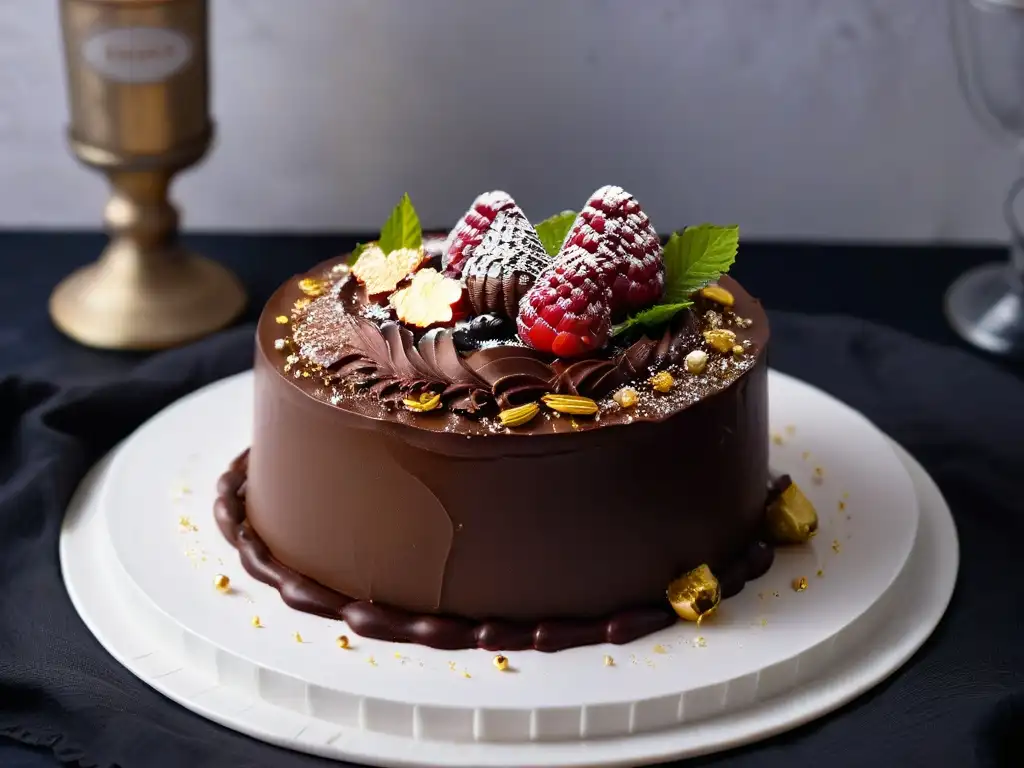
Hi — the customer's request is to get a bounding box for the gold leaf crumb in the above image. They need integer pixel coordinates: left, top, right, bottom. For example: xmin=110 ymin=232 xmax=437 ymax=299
xmin=813 ymin=466 xmax=825 ymax=483
xmin=653 ymin=644 xmax=667 ymax=654
xmin=367 ymin=655 xmax=377 ymax=666
xmin=293 ymin=632 xmax=304 ymax=643
xmin=448 ymin=661 xmax=457 ymax=671
xmin=832 ymin=539 xmax=841 ymax=553
xmin=695 ymin=636 xmax=707 ymax=648
xmin=771 ymin=433 xmax=784 ymax=445
xmin=838 ymin=500 xmax=846 ymax=511
xmin=603 ymin=655 xmax=615 ymax=667
xmin=251 ymin=615 xmax=262 ymax=628
xmin=275 ymin=315 xmax=289 ymax=325
xmin=785 ymin=425 xmax=796 ymax=435
xmin=817 ymin=569 xmax=824 ymax=577
xmin=792 ymin=576 xmax=808 ymax=592
xmin=336 ymin=635 xmax=350 ymax=649
xmin=802 ymin=451 xmax=811 ymax=461
xmin=462 ymin=670 xmax=471 ymax=679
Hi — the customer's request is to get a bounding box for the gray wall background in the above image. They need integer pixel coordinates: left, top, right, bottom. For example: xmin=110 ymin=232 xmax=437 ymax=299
xmin=0 ymin=0 xmax=1017 ymax=241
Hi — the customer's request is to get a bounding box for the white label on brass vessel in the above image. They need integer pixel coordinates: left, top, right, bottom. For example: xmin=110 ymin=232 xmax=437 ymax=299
xmin=81 ymin=27 xmax=193 ymax=84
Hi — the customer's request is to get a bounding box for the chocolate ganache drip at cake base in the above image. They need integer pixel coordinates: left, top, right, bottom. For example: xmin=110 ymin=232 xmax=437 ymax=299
xmin=215 ymin=185 xmax=821 ymax=652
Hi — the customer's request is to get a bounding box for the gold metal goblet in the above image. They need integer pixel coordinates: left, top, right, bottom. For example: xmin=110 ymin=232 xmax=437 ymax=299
xmin=52 ymin=0 xmax=246 ymax=350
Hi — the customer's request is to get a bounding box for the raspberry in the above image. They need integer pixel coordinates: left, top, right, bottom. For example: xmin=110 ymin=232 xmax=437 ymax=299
xmin=442 ymin=191 xmax=516 ymax=278
xmin=560 ymin=185 xmax=663 ymax=317
xmin=516 ymin=248 xmax=612 ymax=357
xmin=463 ymin=206 xmax=551 ymax=318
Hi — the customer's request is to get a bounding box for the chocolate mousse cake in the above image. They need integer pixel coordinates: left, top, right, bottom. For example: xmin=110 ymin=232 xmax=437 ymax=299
xmin=214 ymin=186 xmax=819 ymax=652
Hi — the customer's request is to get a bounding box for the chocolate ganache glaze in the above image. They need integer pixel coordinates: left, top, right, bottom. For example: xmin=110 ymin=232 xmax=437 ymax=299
xmin=221 ymin=256 xmax=773 ymax=651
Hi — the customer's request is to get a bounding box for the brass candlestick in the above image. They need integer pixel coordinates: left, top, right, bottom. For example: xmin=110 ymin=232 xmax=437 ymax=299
xmin=52 ymin=0 xmax=245 ymax=350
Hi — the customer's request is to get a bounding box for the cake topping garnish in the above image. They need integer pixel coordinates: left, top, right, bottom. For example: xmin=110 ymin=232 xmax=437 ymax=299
xmin=498 ymin=401 xmax=540 ymax=428
xmin=517 ymin=186 xmax=663 ymax=357
xmin=541 ymin=393 xmax=599 ymax=416
xmin=442 ymin=190 xmax=516 ymax=278
xmin=389 ymin=268 xmax=465 ymax=328
xmin=336 ymin=635 xmax=350 ymax=649
xmin=612 ymin=387 xmax=638 ymax=408
xmin=603 ymin=654 xmax=615 ymax=667
xmin=650 ymin=370 xmax=675 ymax=393
xmin=298 ymin=277 xmax=326 ymax=297
xmin=684 ymin=349 xmax=708 ymax=374
xmin=517 ymin=250 xmax=613 ymax=357
xmin=492 ymin=654 xmax=510 ymax=671
xmin=275 ymin=315 xmax=289 ymax=325
xmin=402 ymin=391 xmax=442 ymax=413
xmin=667 ymin=564 xmax=721 ymax=622
xmin=452 ymin=313 xmax=515 ymax=352
xmin=699 ymin=284 xmax=734 ymax=308
xmin=611 ymin=223 xmax=739 ymax=337
xmin=463 ymin=206 xmax=551 ymax=318
xmin=213 ymin=574 xmax=231 ymax=593
xmin=765 ymin=475 xmax=819 ymax=544
xmin=792 ymin=576 xmax=808 ymax=592
xmin=703 ymin=328 xmax=737 ymax=354
xmin=352 ymin=245 xmax=426 ymax=296
xmin=251 ymin=615 xmax=263 ymax=628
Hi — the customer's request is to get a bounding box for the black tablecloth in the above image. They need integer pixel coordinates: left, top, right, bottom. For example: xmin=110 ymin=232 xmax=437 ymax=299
xmin=1 ymin=235 xmax=1023 ymax=768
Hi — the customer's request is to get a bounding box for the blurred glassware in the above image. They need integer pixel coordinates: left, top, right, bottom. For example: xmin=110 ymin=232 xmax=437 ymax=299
xmin=946 ymin=0 xmax=1024 ymax=356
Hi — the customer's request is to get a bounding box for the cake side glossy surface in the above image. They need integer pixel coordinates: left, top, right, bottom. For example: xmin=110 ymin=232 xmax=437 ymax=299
xmin=243 ymin=259 xmax=771 ymax=623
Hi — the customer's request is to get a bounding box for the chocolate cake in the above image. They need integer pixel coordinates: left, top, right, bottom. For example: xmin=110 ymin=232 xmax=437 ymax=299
xmin=215 ymin=186 xmax=818 ymax=652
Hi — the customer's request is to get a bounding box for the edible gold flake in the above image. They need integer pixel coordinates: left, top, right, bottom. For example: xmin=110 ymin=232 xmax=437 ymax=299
xmin=603 ymin=655 xmax=615 ymax=667
xmin=178 ymin=515 xmax=197 ymax=532
xmin=703 ymin=328 xmax=737 ymax=353
xmin=832 ymin=539 xmax=841 ymax=553
xmin=213 ymin=574 xmax=231 ymax=593
xmin=275 ymin=315 xmax=289 ymax=325
xmin=760 ymin=618 xmax=768 ymax=627
xmin=771 ymin=432 xmax=784 ymax=445
xmin=838 ymin=500 xmax=846 ymax=511
xmin=785 ymin=425 xmax=796 ymax=435
xmin=650 ymin=370 xmax=675 ymax=393
xmin=463 ymin=670 xmax=471 ymax=679
xmin=336 ymin=635 xmax=350 ymax=649
xmin=766 ymin=482 xmax=819 ymax=544
xmin=695 ymin=636 xmax=707 ymax=648
xmin=367 ymin=655 xmax=377 ymax=666
xmin=802 ymin=451 xmax=811 ymax=461
xmin=493 ymin=654 xmax=510 ymax=671
xmin=817 ymin=569 xmax=824 ymax=577
xmin=448 ymin=661 xmax=457 ymax=671
xmin=298 ymin=277 xmax=326 ymax=297
xmin=251 ymin=615 xmax=262 ymax=628
xmin=792 ymin=576 xmax=808 ymax=592
xmin=653 ymin=644 xmax=667 ymax=654
xmin=731 ymin=344 xmax=744 ymax=355
xmin=667 ymin=564 xmax=721 ymax=622
xmin=293 ymin=632 xmax=304 ymax=643
xmin=813 ymin=466 xmax=825 ymax=483
xmin=612 ymin=387 xmax=638 ymax=408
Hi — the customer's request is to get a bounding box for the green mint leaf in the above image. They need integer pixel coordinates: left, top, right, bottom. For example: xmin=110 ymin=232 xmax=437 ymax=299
xmin=662 ymin=224 xmax=739 ymax=303
xmin=611 ymin=301 xmax=693 ymax=337
xmin=534 ymin=210 xmax=577 ymax=257
xmin=348 ymin=241 xmax=372 ymax=264
xmin=377 ymin=193 xmax=422 ymax=254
